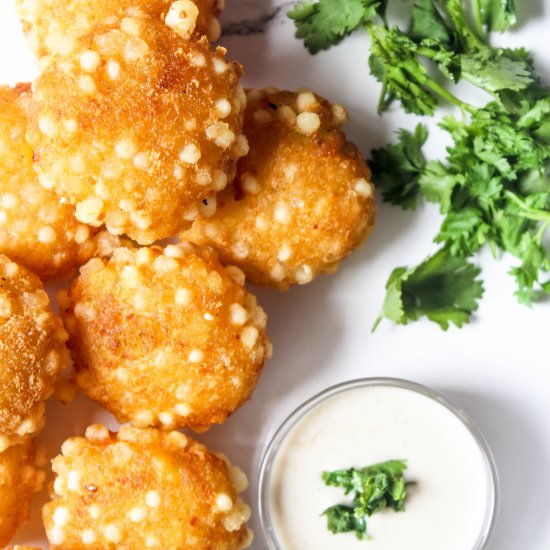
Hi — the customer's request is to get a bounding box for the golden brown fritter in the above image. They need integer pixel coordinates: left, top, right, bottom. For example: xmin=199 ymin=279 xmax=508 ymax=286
xmin=0 ymin=84 xmax=96 ymax=281
xmin=17 ymin=0 xmax=224 ymax=58
xmin=0 ymin=255 xmax=69 ymax=451
xmin=27 ymin=14 xmax=247 ymax=244
xmin=60 ymin=243 xmax=270 ymax=431
xmin=0 ymin=441 xmax=45 ymax=547
xmin=43 ymin=425 xmax=253 ymax=549
xmin=181 ymin=88 xmax=376 ymax=289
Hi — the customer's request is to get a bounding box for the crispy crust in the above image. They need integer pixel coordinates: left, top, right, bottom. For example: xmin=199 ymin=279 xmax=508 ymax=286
xmin=16 ymin=0 xmax=223 ymax=58
xmin=43 ymin=425 xmax=252 ymax=549
xmin=0 ymin=85 xmax=96 ymax=280
xmin=181 ymin=88 xmax=376 ymax=289
xmin=0 ymin=255 xmax=68 ymax=450
xmin=27 ymin=14 xmax=247 ymax=244
xmin=0 ymin=441 xmax=45 ymax=547
xmin=60 ymin=243 xmax=270 ymax=430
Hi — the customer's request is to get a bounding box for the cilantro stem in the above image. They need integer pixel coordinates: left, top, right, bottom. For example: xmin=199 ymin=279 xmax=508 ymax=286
xmin=377 ymin=76 xmax=389 ymax=114
xmin=424 ymin=78 xmax=475 ymax=114
xmin=415 ymin=47 xmax=438 ymax=60
xmin=473 ymin=0 xmax=485 ymax=39
xmin=505 ymin=191 xmax=550 ymax=223
xmin=415 ymin=47 xmax=475 ymax=113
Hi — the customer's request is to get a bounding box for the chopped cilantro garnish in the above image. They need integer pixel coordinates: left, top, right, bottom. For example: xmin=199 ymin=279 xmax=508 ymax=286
xmin=322 ymin=459 xmax=411 ymax=540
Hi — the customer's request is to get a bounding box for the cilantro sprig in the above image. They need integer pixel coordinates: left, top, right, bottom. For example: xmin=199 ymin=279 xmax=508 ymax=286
xmin=322 ymin=459 xmax=411 ymax=540
xmin=289 ymin=0 xmax=533 ymax=115
xmin=290 ymin=1 xmax=550 ymax=329
xmin=370 ymin=88 xmax=550 ymax=323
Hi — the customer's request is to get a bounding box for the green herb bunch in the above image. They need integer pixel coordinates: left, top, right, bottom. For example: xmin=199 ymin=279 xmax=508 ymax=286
xmin=322 ymin=459 xmax=410 ymax=540
xmin=289 ymin=0 xmax=550 ymax=329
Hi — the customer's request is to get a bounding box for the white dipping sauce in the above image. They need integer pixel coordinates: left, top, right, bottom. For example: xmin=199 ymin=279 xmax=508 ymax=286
xmin=266 ymin=383 xmax=494 ymax=550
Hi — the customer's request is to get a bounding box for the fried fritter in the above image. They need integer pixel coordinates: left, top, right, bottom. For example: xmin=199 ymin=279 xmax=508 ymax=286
xmin=0 ymin=84 xmax=96 ymax=281
xmin=43 ymin=424 xmax=253 ymax=549
xmin=0 ymin=441 xmax=45 ymax=547
xmin=27 ymin=14 xmax=247 ymax=244
xmin=181 ymin=88 xmax=376 ymax=289
xmin=0 ymin=255 xmax=68 ymax=451
xmin=17 ymin=0 xmax=224 ymax=58
xmin=60 ymin=243 xmax=270 ymax=431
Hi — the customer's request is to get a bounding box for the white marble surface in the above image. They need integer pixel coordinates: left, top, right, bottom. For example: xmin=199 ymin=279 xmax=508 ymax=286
xmin=1 ymin=0 xmax=550 ymax=548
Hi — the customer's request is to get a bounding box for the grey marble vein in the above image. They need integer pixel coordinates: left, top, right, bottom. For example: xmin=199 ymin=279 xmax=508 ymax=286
xmin=222 ymin=0 xmax=295 ymax=37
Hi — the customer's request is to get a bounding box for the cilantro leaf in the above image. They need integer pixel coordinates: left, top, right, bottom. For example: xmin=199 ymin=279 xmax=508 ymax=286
xmin=503 ymin=191 xmax=550 ymax=302
xmin=436 ymin=208 xmax=491 ymax=256
xmin=418 ymin=160 xmax=464 ymax=212
xmin=460 ymin=47 xmax=535 ymax=94
xmin=476 ymin=0 xmax=517 ymax=33
xmin=421 ymin=40 xmax=462 ymax=82
xmin=322 ymin=460 xmax=410 ymax=540
xmin=411 ymin=0 xmax=454 ymax=45
xmin=509 ymin=231 xmax=550 ymax=305
xmin=517 ymin=96 xmax=550 ymax=131
xmin=369 ymin=124 xmax=428 ymax=210
xmin=288 ymin=0 xmax=379 ymax=54
xmin=374 ymin=249 xmax=485 ymax=330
